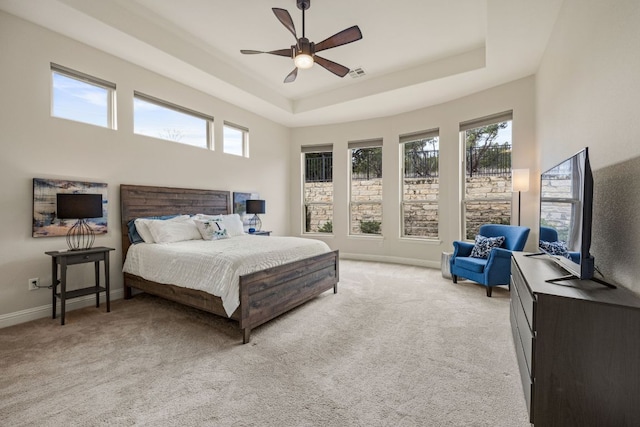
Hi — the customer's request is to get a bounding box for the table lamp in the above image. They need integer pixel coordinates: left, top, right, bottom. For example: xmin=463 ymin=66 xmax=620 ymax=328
xmin=245 ymin=199 xmax=265 ymax=232
xmin=56 ymin=193 xmax=103 ymax=250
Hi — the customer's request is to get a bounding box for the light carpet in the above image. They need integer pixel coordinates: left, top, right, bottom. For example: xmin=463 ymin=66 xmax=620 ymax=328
xmin=0 ymin=260 xmax=529 ymax=426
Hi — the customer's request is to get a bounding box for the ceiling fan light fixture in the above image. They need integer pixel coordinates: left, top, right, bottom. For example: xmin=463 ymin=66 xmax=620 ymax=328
xmin=241 ymin=2 xmax=362 ymax=82
xmin=294 ymin=53 xmax=314 ymax=69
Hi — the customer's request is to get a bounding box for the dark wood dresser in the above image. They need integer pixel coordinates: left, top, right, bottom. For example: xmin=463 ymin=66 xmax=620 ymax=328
xmin=510 ymin=252 xmax=640 ymax=426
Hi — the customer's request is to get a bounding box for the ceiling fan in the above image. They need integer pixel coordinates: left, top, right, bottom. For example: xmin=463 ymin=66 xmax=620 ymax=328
xmin=241 ymin=0 xmax=363 ymax=83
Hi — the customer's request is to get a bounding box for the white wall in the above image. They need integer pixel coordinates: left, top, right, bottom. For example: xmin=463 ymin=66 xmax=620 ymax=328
xmin=0 ymin=12 xmax=290 ymax=323
xmin=290 ymin=77 xmax=537 ymax=267
xmin=536 ymin=0 xmax=640 ymax=293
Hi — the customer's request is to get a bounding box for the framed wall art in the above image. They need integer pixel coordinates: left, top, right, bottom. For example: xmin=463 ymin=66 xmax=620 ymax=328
xmin=32 ymin=178 xmax=108 ymax=237
xmin=233 ymin=191 xmax=259 ymax=230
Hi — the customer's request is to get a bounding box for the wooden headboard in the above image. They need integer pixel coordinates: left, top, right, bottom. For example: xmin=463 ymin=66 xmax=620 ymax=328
xmin=120 ymin=184 xmax=231 ymax=257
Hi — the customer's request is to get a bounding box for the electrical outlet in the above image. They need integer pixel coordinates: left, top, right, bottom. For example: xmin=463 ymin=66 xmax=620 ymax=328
xmin=28 ymin=278 xmax=39 ymax=291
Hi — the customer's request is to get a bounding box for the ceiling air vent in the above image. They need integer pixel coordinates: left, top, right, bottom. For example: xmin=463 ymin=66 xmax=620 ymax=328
xmin=348 ymin=67 xmax=366 ymax=78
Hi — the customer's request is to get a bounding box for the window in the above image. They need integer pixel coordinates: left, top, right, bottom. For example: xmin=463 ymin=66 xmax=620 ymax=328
xmin=460 ymin=111 xmax=513 ymax=239
xmin=302 ymin=145 xmax=333 ymax=233
xmin=349 ymin=139 xmax=383 ymax=235
xmin=134 ymin=92 xmax=212 ymax=149
xmin=224 ymin=122 xmax=249 ymax=157
xmin=401 ymin=129 xmax=440 ymax=238
xmin=51 ymin=63 xmax=116 ymax=128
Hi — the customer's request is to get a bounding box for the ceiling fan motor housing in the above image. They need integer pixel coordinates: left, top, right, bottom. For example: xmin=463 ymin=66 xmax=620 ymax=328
xmin=297 ymin=0 xmax=311 ymax=11
xmin=295 ymin=38 xmax=314 ymax=56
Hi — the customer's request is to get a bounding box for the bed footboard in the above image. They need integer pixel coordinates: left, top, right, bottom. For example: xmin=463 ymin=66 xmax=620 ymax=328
xmin=239 ymin=250 xmax=339 ymax=343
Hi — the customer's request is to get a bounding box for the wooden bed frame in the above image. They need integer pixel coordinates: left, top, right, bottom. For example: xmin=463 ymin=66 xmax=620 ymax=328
xmin=120 ymin=184 xmax=339 ymax=344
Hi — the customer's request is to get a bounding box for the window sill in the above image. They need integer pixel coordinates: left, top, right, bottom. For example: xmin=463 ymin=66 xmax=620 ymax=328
xmin=399 ymin=236 xmax=443 ymax=245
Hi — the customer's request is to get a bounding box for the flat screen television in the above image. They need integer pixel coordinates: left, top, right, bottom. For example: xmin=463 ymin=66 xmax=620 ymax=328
xmin=537 ymin=147 xmax=615 ymax=288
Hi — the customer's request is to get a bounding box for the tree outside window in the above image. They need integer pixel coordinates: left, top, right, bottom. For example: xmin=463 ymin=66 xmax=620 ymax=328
xmin=401 ymin=130 xmax=439 ymax=238
xmin=461 ymin=113 xmax=513 ymax=239
xmin=350 ymin=141 xmax=383 ymax=235
xmin=303 ymin=147 xmax=333 ymax=233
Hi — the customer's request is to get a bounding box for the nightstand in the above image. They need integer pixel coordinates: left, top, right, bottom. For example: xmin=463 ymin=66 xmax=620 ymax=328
xmin=45 ymin=246 xmax=114 ymax=325
xmin=251 ymin=231 xmax=271 ymax=236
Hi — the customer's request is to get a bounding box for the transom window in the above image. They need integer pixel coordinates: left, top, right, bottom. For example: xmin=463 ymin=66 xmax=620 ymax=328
xmin=51 ymin=63 xmax=116 ymax=129
xmin=223 ymin=122 xmax=249 ymax=157
xmin=133 ymin=92 xmax=213 ymax=149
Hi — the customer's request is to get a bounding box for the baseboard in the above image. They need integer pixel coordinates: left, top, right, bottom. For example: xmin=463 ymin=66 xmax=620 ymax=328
xmin=0 ymin=289 xmax=124 ymax=329
xmin=340 ymin=252 xmax=440 ymax=269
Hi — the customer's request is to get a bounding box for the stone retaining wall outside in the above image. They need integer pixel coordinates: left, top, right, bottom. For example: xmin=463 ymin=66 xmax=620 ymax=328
xmin=304 ymin=176 xmax=514 ymax=237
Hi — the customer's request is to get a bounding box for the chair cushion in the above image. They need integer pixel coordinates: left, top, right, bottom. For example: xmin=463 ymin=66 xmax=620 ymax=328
xmin=470 ymin=235 xmax=505 ymax=259
xmin=454 ymin=256 xmax=487 ymax=273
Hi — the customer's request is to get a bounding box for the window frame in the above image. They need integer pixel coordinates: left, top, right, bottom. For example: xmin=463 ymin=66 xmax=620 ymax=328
xmin=459 ymin=111 xmax=513 ymax=240
xmin=50 ymin=63 xmax=116 ymax=129
xmin=133 ymin=91 xmax=213 ymax=149
xmin=302 ymin=144 xmax=334 ymax=235
xmin=223 ymin=121 xmax=249 ymax=157
xmin=349 ymin=138 xmax=383 ymax=237
xmin=400 ymin=129 xmax=440 ymax=239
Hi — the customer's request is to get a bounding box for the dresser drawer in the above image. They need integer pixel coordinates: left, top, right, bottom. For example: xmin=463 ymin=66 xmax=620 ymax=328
xmin=511 ymin=258 xmax=535 ymax=330
xmin=511 ymin=279 xmax=535 ymax=378
xmin=510 ymin=301 xmax=534 ymax=423
xmin=64 ymin=251 xmax=105 ymax=265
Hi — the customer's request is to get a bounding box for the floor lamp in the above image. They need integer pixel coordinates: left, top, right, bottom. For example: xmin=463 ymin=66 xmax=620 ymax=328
xmin=512 ymin=169 xmax=529 ymax=226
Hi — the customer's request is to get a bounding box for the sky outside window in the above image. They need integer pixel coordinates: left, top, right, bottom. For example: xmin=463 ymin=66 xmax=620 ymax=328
xmin=52 ymin=72 xmax=109 ymax=127
xmin=223 ymin=125 xmax=244 ymax=156
xmin=133 ymin=97 xmax=208 ymax=148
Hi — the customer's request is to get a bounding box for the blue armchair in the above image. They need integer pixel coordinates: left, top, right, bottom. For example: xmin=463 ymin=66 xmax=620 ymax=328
xmin=450 ymin=224 xmax=530 ymax=297
xmin=540 ymin=226 xmax=580 ymax=263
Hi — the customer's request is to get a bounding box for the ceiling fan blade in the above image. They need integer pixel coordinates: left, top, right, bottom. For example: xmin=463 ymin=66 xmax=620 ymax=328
xmin=314 ymin=55 xmax=350 ymax=78
xmin=241 ymin=49 xmax=292 ymax=57
xmin=284 ymin=67 xmax=298 ymax=83
xmin=272 ymin=8 xmax=298 ymax=42
xmin=315 ymin=26 xmax=363 ymax=53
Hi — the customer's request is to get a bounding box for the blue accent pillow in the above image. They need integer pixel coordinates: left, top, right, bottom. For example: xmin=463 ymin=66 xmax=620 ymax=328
xmin=127 ymin=214 xmax=182 ymax=244
xmin=539 ymin=239 xmax=571 ymax=259
xmin=470 ymin=235 xmax=505 ymax=259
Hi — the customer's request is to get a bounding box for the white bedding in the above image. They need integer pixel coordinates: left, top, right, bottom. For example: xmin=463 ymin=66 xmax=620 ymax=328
xmin=122 ymin=235 xmax=331 ymax=316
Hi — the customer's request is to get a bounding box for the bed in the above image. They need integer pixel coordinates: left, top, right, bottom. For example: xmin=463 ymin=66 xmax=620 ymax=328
xmin=120 ymin=184 xmax=339 ymax=344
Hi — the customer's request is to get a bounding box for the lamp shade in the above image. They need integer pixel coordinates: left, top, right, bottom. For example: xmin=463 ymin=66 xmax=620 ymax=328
xmin=511 ymin=169 xmax=530 ymax=192
xmin=246 ymin=199 xmax=265 ymax=215
xmin=56 ymin=194 xmax=103 ymax=219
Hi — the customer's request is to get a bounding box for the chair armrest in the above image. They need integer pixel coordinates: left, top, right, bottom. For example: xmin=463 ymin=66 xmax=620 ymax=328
xmin=491 ymin=247 xmax=512 ymax=259
xmin=485 ymin=247 xmax=512 ymax=270
xmin=485 ymin=247 xmax=513 ymax=285
xmin=568 ymin=251 xmax=580 ymax=263
xmin=452 ymin=240 xmax=474 ymax=258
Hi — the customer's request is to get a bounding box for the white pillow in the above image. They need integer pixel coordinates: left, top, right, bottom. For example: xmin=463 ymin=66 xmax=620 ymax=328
xmin=221 ymin=214 xmax=245 ymax=237
xmin=146 ymin=218 xmax=202 ymax=244
xmin=195 ymin=213 xmax=223 ymax=221
xmin=194 ymin=219 xmax=229 ymax=241
xmin=135 ymin=215 xmax=190 ymax=243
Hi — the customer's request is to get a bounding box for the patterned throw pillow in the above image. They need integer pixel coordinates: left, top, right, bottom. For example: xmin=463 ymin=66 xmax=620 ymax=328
xmin=539 ymin=240 xmax=571 ymax=258
xmin=470 ymin=235 xmax=505 ymax=259
xmin=194 ymin=219 xmax=229 ymax=241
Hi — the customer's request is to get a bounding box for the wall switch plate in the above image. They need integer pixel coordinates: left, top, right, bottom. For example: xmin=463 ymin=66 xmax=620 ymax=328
xmin=28 ymin=278 xmax=39 ymax=291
